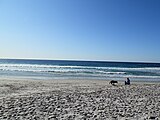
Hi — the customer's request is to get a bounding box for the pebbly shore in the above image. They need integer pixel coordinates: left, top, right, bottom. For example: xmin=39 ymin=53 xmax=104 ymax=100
xmin=0 ymin=79 xmax=160 ymax=120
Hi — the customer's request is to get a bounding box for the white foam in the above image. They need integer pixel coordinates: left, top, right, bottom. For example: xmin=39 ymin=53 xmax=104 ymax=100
xmin=0 ymin=63 xmax=160 ymax=79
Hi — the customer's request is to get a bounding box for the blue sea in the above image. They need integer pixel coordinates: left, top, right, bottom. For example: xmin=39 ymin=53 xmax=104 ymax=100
xmin=0 ymin=59 xmax=160 ymax=81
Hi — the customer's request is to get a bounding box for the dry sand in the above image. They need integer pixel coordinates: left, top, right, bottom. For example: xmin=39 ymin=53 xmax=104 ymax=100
xmin=0 ymin=78 xmax=160 ymax=120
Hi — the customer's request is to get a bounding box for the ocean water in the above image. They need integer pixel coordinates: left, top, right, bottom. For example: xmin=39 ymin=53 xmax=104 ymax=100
xmin=0 ymin=59 xmax=160 ymax=81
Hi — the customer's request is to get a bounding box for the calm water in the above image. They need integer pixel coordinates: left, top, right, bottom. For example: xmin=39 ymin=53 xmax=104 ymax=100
xmin=0 ymin=59 xmax=160 ymax=81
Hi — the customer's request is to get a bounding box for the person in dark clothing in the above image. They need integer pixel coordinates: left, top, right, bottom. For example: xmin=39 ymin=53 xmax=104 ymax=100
xmin=125 ymin=78 xmax=130 ymax=85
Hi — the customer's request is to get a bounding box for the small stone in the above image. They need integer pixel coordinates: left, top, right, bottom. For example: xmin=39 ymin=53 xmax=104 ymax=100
xmin=149 ymin=116 xmax=156 ymax=119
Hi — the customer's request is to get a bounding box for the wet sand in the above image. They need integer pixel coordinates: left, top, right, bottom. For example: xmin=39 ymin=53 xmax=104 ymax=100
xmin=0 ymin=78 xmax=160 ymax=119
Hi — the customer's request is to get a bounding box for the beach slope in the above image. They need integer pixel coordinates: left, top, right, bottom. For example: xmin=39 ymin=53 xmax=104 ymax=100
xmin=0 ymin=79 xmax=160 ymax=119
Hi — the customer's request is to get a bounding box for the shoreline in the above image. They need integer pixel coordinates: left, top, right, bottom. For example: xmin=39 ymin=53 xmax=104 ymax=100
xmin=1 ymin=75 xmax=160 ymax=82
xmin=0 ymin=78 xmax=160 ymax=119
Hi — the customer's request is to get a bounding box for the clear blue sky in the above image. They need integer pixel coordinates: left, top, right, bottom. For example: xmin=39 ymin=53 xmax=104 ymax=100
xmin=0 ymin=0 xmax=160 ymax=62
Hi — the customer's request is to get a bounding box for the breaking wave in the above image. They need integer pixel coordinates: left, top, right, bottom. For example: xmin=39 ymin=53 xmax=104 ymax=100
xmin=0 ymin=63 xmax=160 ymax=79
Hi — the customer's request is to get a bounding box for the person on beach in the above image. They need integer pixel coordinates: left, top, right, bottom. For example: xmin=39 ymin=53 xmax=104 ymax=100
xmin=125 ymin=77 xmax=130 ymax=85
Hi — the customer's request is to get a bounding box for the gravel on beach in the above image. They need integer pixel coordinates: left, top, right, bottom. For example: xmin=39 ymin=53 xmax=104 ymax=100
xmin=0 ymin=79 xmax=160 ymax=120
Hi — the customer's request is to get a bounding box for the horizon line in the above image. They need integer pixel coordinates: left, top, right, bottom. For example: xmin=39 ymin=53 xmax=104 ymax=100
xmin=0 ymin=57 xmax=160 ymax=64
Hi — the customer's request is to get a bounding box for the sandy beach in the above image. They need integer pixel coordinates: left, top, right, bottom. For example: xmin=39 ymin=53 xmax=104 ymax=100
xmin=0 ymin=78 xmax=160 ymax=120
